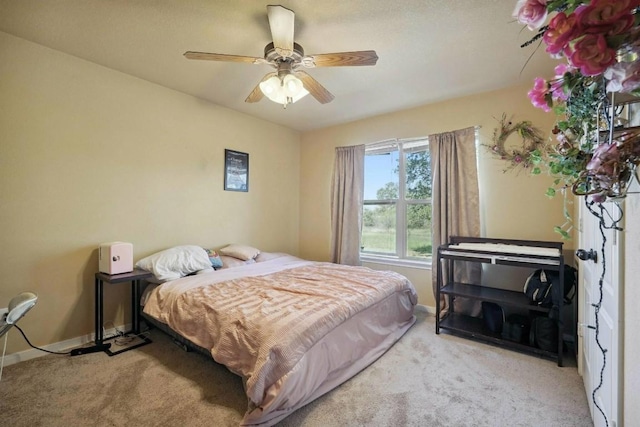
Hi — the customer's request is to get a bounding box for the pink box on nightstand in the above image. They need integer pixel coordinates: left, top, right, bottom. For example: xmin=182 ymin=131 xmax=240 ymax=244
xmin=98 ymin=242 xmax=133 ymax=275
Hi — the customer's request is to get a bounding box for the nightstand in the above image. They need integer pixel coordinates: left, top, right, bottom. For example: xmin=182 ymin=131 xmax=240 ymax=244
xmin=71 ymin=269 xmax=153 ymax=356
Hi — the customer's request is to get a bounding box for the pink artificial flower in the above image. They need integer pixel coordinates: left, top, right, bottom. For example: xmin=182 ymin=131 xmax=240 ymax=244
xmin=548 ymin=63 xmax=576 ymax=101
xmin=604 ymin=16 xmax=635 ymax=37
xmin=577 ymin=0 xmax=636 ymax=26
xmin=528 ymin=77 xmax=552 ymax=111
xmin=513 ymin=0 xmax=549 ymax=30
xmin=604 ymin=60 xmax=640 ymax=93
xmin=590 ymin=192 xmax=607 ymax=203
xmin=569 ymin=33 xmax=617 ymax=76
xmin=550 ymin=79 xmax=568 ymax=101
xmin=543 ymin=12 xmax=579 ymax=55
xmin=575 ymin=1 xmax=635 ymax=36
xmin=586 ymin=142 xmax=620 ymax=177
xmin=604 ymin=63 xmax=626 ymax=92
xmin=554 ymin=63 xmax=575 ymax=76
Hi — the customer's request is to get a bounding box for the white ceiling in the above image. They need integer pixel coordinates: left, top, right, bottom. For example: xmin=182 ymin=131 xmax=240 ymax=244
xmin=0 ymin=0 xmax=558 ymax=132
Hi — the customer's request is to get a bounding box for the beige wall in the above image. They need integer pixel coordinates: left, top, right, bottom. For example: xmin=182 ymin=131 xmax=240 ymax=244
xmin=299 ymin=84 xmax=574 ymax=307
xmin=0 ymin=32 xmax=301 ymax=354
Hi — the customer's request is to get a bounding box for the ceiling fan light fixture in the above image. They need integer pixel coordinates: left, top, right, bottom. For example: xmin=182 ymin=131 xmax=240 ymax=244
xmin=259 ymin=75 xmax=281 ymax=96
xmin=283 ymin=74 xmax=304 ymax=97
xmin=259 ymin=74 xmax=309 ymax=107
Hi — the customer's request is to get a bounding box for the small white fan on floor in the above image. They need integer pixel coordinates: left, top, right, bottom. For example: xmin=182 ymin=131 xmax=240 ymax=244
xmin=0 ymin=292 xmax=38 ymax=338
xmin=1 ymin=292 xmax=38 ymax=380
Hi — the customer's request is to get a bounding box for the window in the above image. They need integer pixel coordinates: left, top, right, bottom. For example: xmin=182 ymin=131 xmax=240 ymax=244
xmin=361 ymin=138 xmax=431 ymax=265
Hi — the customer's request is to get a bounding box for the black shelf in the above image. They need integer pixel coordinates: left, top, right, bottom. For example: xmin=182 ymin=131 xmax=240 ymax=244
xmin=435 ymin=236 xmax=565 ymax=366
xmin=440 ymin=282 xmax=551 ymax=313
xmin=439 ymin=313 xmax=557 ymax=360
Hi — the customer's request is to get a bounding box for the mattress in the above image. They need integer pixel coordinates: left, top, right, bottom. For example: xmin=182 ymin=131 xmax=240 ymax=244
xmin=142 ymin=253 xmax=417 ymax=426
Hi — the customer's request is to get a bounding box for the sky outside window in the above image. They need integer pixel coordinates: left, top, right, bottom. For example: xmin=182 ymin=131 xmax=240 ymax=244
xmin=364 ymin=151 xmax=398 ymax=199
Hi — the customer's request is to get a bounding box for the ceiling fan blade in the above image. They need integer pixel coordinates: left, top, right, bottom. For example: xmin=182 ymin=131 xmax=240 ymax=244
xmin=302 ymin=50 xmax=379 ymax=67
xmin=295 ymin=71 xmax=334 ymax=104
xmin=184 ymin=51 xmax=265 ymax=64
xmin=267 ymin=5 xmax=295 ymax=58
xmin=245 ymin=73 xmax=277 ymax=103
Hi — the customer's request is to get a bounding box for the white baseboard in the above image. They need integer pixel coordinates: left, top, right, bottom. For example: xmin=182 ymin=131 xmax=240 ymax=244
xmin=1 ymin=323 xmax=131 ymax=367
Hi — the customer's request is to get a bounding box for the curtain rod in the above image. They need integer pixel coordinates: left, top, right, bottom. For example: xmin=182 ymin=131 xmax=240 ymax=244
xmin=365 ymin=126 xmax=482 ymax=147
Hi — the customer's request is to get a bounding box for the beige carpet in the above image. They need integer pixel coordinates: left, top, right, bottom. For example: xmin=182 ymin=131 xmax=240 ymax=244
xmin=0 ymin=311 xmax=592 ymax=426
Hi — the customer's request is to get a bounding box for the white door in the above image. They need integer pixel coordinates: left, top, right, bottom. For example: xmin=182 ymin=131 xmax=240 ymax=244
xmin=578 ymin=199 xmax=623 ymax=427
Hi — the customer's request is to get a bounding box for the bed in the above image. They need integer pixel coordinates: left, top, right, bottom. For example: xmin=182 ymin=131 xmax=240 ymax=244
xmin=140 ymin=249 xmax=417 ymax=426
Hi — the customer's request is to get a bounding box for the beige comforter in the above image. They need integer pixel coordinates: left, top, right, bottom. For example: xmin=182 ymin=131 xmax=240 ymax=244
xmin=143 ymin=255 xmax=417 ymax=424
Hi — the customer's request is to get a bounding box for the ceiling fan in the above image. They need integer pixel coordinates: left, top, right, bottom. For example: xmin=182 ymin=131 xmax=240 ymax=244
xmin=184 ymin=5 xmax=378 ymax=107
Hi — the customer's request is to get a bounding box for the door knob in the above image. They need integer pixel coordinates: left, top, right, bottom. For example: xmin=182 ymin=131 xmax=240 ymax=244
xmin=576 ymin=249 xmax=597 ymax=262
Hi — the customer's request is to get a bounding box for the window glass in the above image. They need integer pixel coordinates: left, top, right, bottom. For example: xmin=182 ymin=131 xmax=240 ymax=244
xmin=406 ymin=203 xmax=432 ymax=259
xmin=362 ymin=139 xmax=431 ymax=263
xmin=361 ymin=204 xmax=396 ymax=255
xmin=364 ymin=150 xmax=398 ymax=200
xmin=404 ymin=148 xmax=431 ymax=201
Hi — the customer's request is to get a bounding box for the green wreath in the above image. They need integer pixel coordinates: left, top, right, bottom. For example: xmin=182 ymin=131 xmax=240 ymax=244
xmin=486 ymin=114 xmax=546 ymax=172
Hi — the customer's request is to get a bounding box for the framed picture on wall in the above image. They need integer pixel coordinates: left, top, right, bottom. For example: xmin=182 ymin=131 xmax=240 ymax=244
xmin=224 ymin=149 xmax=249 ymax=192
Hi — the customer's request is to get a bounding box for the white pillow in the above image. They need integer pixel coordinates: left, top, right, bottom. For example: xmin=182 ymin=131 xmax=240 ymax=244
xmin=219 ymin=244 xmax=261 ymax=261
xmin=136 ymin=245 xmax=212 ymax=282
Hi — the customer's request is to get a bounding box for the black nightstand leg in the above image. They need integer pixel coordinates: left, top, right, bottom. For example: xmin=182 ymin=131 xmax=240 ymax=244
xmin=132 ymin=280 xmax=139 ymax=334
xmin=95 ymin=277 xmax=103 ymax=345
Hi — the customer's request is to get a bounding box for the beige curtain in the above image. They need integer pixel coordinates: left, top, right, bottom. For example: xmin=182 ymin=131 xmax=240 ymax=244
xmin=430 ymin=127 xmax=481 ymax=316
xmin=330 ymin=145 xmax=365 ymax=265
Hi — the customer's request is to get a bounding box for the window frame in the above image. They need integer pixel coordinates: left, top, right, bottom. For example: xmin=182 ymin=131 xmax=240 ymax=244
xmin=360 ymin=138 xmax=431 ymax=267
